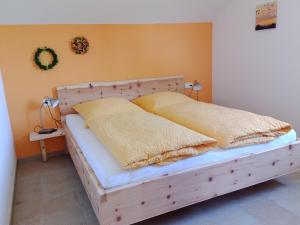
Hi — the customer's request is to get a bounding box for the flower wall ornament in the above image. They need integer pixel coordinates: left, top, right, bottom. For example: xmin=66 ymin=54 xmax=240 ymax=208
xmin=71 ymin=36 xmax=89 ymax=54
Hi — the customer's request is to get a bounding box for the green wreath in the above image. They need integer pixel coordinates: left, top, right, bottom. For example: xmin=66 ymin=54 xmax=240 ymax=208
xmin=34 ymin=47 xmax=58 ymax=70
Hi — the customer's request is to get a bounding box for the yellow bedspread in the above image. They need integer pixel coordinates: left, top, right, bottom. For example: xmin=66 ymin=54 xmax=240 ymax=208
xmin=87 ymin=111 xmax=217 ymax=169
xmin=134 ymin=94 xmax=292 ymax=148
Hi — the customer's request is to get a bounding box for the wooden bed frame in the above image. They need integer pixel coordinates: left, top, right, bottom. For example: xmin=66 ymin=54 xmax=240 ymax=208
xmin=57 ymin=76 xmax=300 ymax=225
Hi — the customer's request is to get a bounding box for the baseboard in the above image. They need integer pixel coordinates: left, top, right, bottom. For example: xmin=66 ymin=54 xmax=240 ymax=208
xmin=17 ymin=150 xmax=68 ymax=164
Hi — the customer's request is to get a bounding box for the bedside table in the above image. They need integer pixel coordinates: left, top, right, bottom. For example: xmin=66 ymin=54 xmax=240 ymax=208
xmin=29 ymin=128 xmax=65 ymax=162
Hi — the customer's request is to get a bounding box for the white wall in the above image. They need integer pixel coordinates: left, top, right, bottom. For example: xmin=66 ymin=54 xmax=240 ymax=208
xmin=0 ymin=0 xmax=229 ymax=24
xmin=0 ymin=71 xmax=16 ymax=225
xmin=213 ymin=0 xmax=300 ymax=132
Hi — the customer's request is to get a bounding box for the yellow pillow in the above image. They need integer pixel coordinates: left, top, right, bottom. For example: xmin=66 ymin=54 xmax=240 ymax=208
xmin=73 ymin=97 xmax=143 ymax=122
xmin=132 ymin=91 xmax=194 ymax=112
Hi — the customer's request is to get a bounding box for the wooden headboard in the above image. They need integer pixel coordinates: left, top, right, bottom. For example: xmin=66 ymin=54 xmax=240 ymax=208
xmin=57 ymin=75 xmax=184 ymax=116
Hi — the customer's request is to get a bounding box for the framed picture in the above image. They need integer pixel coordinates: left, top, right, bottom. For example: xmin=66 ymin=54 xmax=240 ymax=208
xmin=256 ymin=1 xmax=277 ymax=31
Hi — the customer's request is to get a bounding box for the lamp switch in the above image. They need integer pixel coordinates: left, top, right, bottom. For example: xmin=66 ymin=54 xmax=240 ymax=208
xmin=184 ymin=82 xmax=193 ymax=89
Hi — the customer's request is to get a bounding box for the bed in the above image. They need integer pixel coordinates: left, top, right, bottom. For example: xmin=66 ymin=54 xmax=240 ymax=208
xmin=57 ymin=76 xmax=300 ymax=225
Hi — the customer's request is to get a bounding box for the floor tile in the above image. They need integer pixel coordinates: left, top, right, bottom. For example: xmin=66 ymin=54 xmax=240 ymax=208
xmin=243 ymin=198 xmax=300 ymax=225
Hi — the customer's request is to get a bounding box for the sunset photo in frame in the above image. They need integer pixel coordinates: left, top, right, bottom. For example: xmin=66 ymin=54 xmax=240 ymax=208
xmin=256 ymin=1 xmax=277 ymax=31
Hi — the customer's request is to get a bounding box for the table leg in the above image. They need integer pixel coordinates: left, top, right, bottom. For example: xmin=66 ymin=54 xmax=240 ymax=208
xmin=39 ymin=140 xmax=47 ymax=162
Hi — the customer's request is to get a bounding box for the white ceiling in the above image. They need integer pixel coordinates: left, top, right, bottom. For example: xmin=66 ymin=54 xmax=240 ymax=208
xmin=0 ymin=0 xmax=229 ymax=24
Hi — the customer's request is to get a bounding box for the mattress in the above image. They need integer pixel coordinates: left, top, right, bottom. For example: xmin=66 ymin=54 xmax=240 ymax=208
xmin=66 ymin=114 xmax=297 ymax=189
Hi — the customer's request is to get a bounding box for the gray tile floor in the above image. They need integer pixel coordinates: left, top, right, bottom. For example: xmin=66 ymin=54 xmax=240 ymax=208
xmin=13 ymin=155 xmax=300 ymax=225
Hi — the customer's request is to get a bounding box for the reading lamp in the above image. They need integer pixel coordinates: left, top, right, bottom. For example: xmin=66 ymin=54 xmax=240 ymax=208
xmin=38 ymin=97 xmax=61 ymax=134
xmin=188 ymin=80 xmax=203 ymax=100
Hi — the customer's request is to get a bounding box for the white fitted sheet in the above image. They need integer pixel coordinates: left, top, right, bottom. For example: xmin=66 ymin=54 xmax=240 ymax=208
xmin=66 ymin=114 xmax=297 ymax=189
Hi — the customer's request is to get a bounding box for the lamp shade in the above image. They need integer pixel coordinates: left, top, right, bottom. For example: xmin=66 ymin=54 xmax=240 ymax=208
xmin=193 ymin=81 xmax=202 ymax=91
xmin=49 ymin=99 xmax=59 ymax=108
xmin=43 ymin=97 xmax=60 ymax=108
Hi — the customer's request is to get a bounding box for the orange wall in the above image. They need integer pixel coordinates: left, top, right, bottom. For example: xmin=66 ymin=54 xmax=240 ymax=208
xmin=0 ymin=23 xmax=212 ymax=158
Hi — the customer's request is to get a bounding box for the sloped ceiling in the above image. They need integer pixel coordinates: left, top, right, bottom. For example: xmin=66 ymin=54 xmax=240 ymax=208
xmin=0 ymin=0 xmax=229 ymax=24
